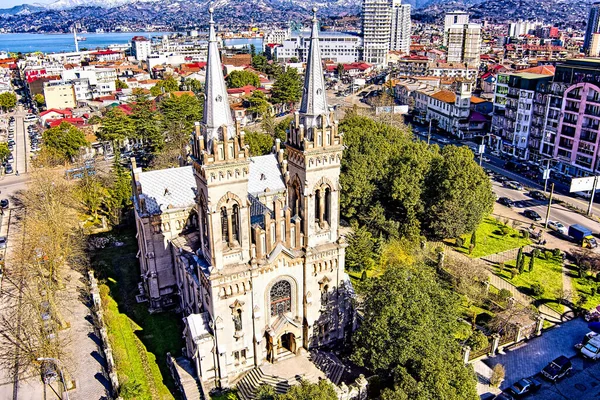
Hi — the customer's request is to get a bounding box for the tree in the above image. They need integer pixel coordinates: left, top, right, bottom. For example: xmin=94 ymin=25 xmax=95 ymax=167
xmin=270 ymin=68 xmax=302 ymax=106
xmin=115 ymin=79 xmax=129 ymax=89
xmin=274 ymin=116 xmax=291 ymax=143
xmin=182 ymin=78 xmax=203 ymax=94
xmin=266 ymin=62 xmax=283 ymax=79
xmin=278 ymin=379 xmax=337 ymax=400
xmin=467 ymin=331 xmax=489 ymax=352
xmin=150 ymin=76 xmax=180 ymax=96
xmin=130 ymin=94 xmax=163 ymax=153
xmin=250 ymin=44 xmax=257 ymax=57
xmin=261 ymin=112 xmax=276 ymax=136
xmin=345 ymin=223 xmax=377 ymax=272
xmin=352 ymin=259 xmax=478 ymax=400
xmin=247 ymin=90 xmax=271 ymax=117
xmin=490 ymin=364 xmax=505 ymax=388
xmin=252 ymin=55 xmax=268 ymax=72
xmin=105 ymin=156 xmax=133 ymax=225
xmin=244 ymin=131 xmax=273 ymax=156
xmin=422 ymin=145 xmax=495 ymax=239
xmin=529 ymin=253 xmax=535 ymax=272
xmin=0 ymin=92 xmax=17 ymax=111
xmin=76 ymin=173 xmax=108 ymax=220
xmin=226 ymin=70 xmax=260 ymax=88
xmin=290 ymin=56 xmax=299 ymax=63
xmin=256 ymin=384 xmax=277 ymax=400
xmin=34 ymin=93 xmax=45 ymax=108
xmin=516 ymin=247 xmax=524 ymax=274
xmin=97 ymin=108 xmax=134 ymax=148
xmin=0 ymin=142 xmax=10 ymax=163
xmin=470 ymin=230 xmax=477 ymax=249
xmin=42 ymin=122 xmax=88 ymax=162
xmin=336 ymin=63 xmax=345 ymax=78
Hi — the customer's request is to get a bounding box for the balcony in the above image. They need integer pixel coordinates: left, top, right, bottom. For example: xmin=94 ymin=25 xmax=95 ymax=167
xmin=580 ymin=132 xmax=598 ymax=143
xmin=566 ymin=91 xmax=581 ymax=100
xmin=560 ymin=126 xmax=576 ymax=138
xmin=585 ymin=107 xmax=600 ymax=118
xmin=565 ymin=105 xmax=580 ymax=112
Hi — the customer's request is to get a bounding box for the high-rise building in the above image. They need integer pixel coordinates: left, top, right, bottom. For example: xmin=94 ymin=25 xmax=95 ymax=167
xmin=584 ymin=2 xmax=600 ymax=54
xmin=443 ymin=11 xmax=469 ymax=46
xmin=446 ymin=23 xmax=481 ymax=66
xmin=362 ymin=0 xmax=412 ymax=64
xmin=131 ymin=36 xmax=151 ymax=62
xmin=362 ymin=0 xmax=393 ymax=64
xmin=390 ymin=0 xmax=411 ymax=54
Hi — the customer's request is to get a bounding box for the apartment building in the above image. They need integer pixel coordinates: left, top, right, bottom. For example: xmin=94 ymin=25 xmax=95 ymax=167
xmin=275 ymin=31 xmax=362 ymax=63
xmin=447 ymin=23 xmax=481 ymax=66
xmin=61 ymin=66 xmax=117 ymax=101
xmin=131 ymin=36 xmax=152 ymax=62
xmin=443 ymin=11 xmax=469 ymax=46
xmin=584 ymin=2 xmax=600 ymax=54
xmin=362 ymin=0 xmax=393 ymax=64
xmin=43 ymin=81 xmax=77 ymax=109
xmin=390 ymin=0 xmax=411 ymax=54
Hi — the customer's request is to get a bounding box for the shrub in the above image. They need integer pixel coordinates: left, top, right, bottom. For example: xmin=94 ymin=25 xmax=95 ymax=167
xmin=531 ymin=283 xmax=544 ymax=296
xmin=361 ymin=270 xmax=367 ymax=281
xmin=500 ymin=226 xmax=511 ymax=236
xmin=467 ymin=330 xmax=489 ymax=351
xmin=544 ymin=250 xmax=553 ymax=260
xmin=455 ymin=322 xmax=472 ymax=341
xmin=490 ymin=364 xmax=506 ymax=387
xmin=509 ymin=268 xmax=519 ymax=279
xmin=521 ymin=230 xmax=530 ymax=239
xmin=532 ymin=248 xmax=541 ymax=258
xmin=455 ymin=237 xmax=464 ymax=248
xmin=529 ymin=256 xmax=535 ymax=272
xmin=499 ymin=288 xmax=512 ymax=301
xmin=577 ymin=294 xmax=588 ymax=310
xmin=553 ymin=248 xmax=562 ymax=257
xmin=498 ymin=262 xmax=506 ymax=271
xmin=592 ymin=287 xmax=597 ymax=296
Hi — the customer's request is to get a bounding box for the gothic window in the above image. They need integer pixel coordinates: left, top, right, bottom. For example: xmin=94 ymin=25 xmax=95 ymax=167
xmin=221 ymin=207 xmax=228 ymax=242
xmin=232 ymin=204 xmax=240 ymax=244
xmin=270 ymin=280 xmax=291 ymax=316
xmin=201 ymin=207 xmax=209 ymax=246
xmin=314 ymin=189 xmax=321 ymax=223
xmin=233 ymin=308 xmax=243 ymax=331
xmin=290 ymin=185 xmax=299 ymax=217
xmin=324 ymin=187 xmax=331 ymax=225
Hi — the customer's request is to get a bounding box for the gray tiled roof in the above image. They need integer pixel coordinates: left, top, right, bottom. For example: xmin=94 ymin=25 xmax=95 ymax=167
xmin=248 ymin=154 xmax=286 ymax=196
xmin=137 ymin=166 xmax=197 ymax=215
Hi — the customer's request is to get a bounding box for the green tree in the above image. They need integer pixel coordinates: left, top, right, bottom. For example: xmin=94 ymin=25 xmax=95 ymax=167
xmin=76 ymin=173 xmax=107 ymax=220
xmin=250 ymin=44 xmax=257 ymax=57
xmin=345 ymin=223 xmax=377 ymax=272
xmin=247 ymin=90 xmax=270 ymax=117
xmin=470 ymin=230 xmax=477 ymax=248
xmin=336 ymin=63 xmax=344 ymax=78
xmin=34 ymin=93 xmax=45 ymax=108
xmin=261 ymin=112 xmax=276 ymax=136
xmin=97 ymin=108 xmax=134 ymax=146
xmin=277 ymin=379 xmax=337 ymax=400
xmin=182 ymin=78 xmax=203 ymax=94
xmin=115 ymin=79 xmax=129 ymax=89
xmin=0 ymin=142 xmax=10 ymax=163
xmin=290 ymin=56 xmax=299 ymax=63
xmin=255 ymin=384 xmax=277 ymax=400
xmin=130 ymin=94 xmax=163 ymax=153
xmin=270 ymin=68 xmax=302 ymax=106
xmin=244 ymin=131 xmax=273 ymax=156
xmin=42 ymin=122 xmax=88 ymax=162
xmin=150 ymin=76 xmax=180 ymax=96
xmin=516 ymin=247 xmax=524 ymax=274
xmin=352 ymin=259 xmax=478 ymax=400
xmin=105 ymin=158 xmax=133 ymax=225
xmin=467 ymin=330 xmax=489 ymax=352
xmin=252 ymin=54 xmax=268 ymax=72
xmin=422 ymin=146 xmax=494 ymax=239
xmin=0 ymin=92 xmax=17 ymax=111
xmin=274 ymin=116 xmax=291 ymax=143
xmin=226 ymin=70 xmax=260 ymax=88
xmin=266 ymin=62 xmax=283 ymax=79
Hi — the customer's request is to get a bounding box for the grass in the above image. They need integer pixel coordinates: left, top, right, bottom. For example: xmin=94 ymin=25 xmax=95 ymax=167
xmin=450 ymin=217 xmax=531 ymax=258
xmin=90 ymin=228 xmax=184 ymax=400
xmin=493 ymin=255 xmax=564 ymax=313
xmin=571 ymin=271 xmax=600 ymax=310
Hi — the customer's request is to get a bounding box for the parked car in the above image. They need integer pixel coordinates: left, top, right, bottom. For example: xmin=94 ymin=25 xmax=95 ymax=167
xmin=504 ymin=180 xmax=524 ymax=190
xmin=529 ymin=190 xmax=546 ymax=200
xmin=482 ymin=156 xmax=491 ymax=162
xmin=581 ymin=334 xmax=600 ymax=360
xmin=0 ymin=237 xmax=7 ymax=249
xmin=548 ymin=221 xmax=568 ymax=235
xmin=7 ymin=132 xmax=14 ymax=139
xmin=541 ymin=355 xmax=572 ymax=381
xmin=498 ymin=197 xmax=514 ymax=207
xmin=5 ymin=164 xmax=13 ymax=174
xmin=505 ymin=377 xmax=542 ymax=398
xmin=0 ymin=199 xmax=8 ymax=209
xmin=524 ymin=209 xmax=542 ymax=221
xmin=494 ymin=392 xmax=515 ymax=400
xmin=6 ymin=154 xmax=13 ymax=163
xmin=438 ymin=138 xmax=451 ymax=144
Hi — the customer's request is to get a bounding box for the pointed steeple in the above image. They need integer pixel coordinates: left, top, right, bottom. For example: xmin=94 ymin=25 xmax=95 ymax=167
xmin=202 ymin=6 xmax=236 ymax=150
xmin=299 ymin=8 xmax=329 ymax=130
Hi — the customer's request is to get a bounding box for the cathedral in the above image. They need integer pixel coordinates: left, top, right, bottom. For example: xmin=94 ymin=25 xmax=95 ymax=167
xmin=131 ymin=6 xmax=354 ymax=390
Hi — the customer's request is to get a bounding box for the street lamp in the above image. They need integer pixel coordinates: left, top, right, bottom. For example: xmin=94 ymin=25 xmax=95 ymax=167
xmin=539 ymin=157 xmax=557 ymax=193
xmin=478 ymin=133 xmax=493 ymax=167
xmin=37 ymin=357 xmax=69 ymax=400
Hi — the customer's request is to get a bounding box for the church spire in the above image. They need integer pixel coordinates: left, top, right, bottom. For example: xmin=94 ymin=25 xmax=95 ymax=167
xmin=299 ymin=7 xmax=329 ymax=129
xmin=202 ymin=6 xmax=235 ymax=149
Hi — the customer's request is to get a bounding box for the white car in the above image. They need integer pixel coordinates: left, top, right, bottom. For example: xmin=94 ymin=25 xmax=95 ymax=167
xmin=438 ymin=138 xmax=451 ymax=144
xmin=548 ymin=220 xmax=568 ymax=235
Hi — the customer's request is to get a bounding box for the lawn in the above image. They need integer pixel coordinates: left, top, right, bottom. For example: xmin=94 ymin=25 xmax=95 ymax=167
xmin=493 ymin=254 xmax=564 ymax=313
xmin=90 ymin=228 xmax=184 ymax=400
xmin=571 ymin=271 xmax=600 ymax=310
xmin=450 ymin=217 xmax=531 ymax=258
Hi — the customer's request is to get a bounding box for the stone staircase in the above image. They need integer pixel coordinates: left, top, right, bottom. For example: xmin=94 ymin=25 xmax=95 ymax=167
xmin=309 ymin=350 xmax=345 ymax=385
xmin=236 ymin=367 xmax=290 ymax=400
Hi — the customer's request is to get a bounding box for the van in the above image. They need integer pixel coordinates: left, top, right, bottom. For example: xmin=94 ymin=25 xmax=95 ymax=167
xmin=582 ymin=335 xmax=600 ymax=360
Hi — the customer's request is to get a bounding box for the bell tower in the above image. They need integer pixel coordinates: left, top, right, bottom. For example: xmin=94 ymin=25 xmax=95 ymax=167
xmin=286 ymin=8 xmax=344 ymax=249
xmin=191 ymin=7 xmax=251 ymax=270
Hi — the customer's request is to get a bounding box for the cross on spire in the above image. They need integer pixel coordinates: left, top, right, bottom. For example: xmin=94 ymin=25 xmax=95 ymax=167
xmin=202 ymin=6 xmax=236 ymax=150
xmin=298 ymin=7 xmax=329 ymax=130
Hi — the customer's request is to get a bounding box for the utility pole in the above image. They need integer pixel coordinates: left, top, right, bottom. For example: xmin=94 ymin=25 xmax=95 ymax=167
xmin=427 ymin=118 xmax=432 ymax=145
xmin=543 ymin=158 xmax=552 ymax=193
xmin=545 ymin=183 xmax=554 ymax=229
xmin=588 ymin=175 xmax=599 ymax=216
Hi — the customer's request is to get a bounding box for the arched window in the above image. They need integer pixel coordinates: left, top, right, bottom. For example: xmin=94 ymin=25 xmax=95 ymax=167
xmin=221 ymin=207 xmax=228 ymax=243
xmin=314 ymin=189 xmax=321 ymax=223
xmin=201 ymin=208 xmax=209 ymax=245
xmin=270 ymin=280 xmax=291 ymax=316
xmin=232 ymin=204 xmax=240 ymax=244
xmin=324 ymin=187 xmax=331 ymax=225
xmin=233 ymin=308 xmax=242 ymax=331
xmin=290 ymin=184 xmax=299 ymax=217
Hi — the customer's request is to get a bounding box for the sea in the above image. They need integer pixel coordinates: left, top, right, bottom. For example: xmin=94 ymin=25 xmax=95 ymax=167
xmin=0 ymin=32 xmax=264 ymax=54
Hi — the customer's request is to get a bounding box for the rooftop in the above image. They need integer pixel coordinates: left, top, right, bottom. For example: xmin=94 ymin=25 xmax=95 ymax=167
xmin=137 ymin=166 xmax=197 ymax=215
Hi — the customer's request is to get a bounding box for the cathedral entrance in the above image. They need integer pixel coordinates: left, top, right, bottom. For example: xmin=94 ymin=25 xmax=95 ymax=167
xmin=280 ymin=332 xmax=296 ymax=354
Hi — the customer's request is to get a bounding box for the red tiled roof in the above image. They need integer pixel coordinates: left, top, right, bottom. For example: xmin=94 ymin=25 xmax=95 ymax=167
xmin=431 ymin=90 xmax=456 ymax=104
xmin=48 ymin=117 xmax=85 ymax=127
xmin=91 ymin=50 xmax=121 ymax=56
xmin=40 ymin=108 xmax=72 ymax=117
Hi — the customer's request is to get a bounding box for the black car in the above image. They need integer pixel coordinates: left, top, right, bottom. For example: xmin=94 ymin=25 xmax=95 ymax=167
xmin=494 ymin=392 xmax=515 ymax=400
xmin=498 ymin=197 xmax=514 ymax=207
xmin=505 ymin=377 xmax=542 ymax=398
xmin=529 ymin=190 xmax=546 ymax=201
xmin=0 ymin=199 xmax=9 ymax=209
xmin=524 ymin=210 xmax=542 ymax=221
xmin=541 ymin=355 xmax=572 ymax=381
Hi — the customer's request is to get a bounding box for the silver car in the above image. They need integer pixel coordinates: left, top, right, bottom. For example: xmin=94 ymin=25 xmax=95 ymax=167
xmin=548 ymin=220 xmax=568 ymax=235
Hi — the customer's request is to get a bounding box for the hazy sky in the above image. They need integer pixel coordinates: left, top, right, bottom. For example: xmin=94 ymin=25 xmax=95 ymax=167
xmin=3 ymin=0 xmax=54 ymax=7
